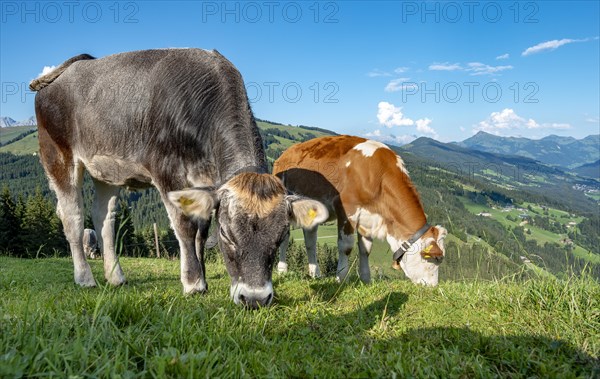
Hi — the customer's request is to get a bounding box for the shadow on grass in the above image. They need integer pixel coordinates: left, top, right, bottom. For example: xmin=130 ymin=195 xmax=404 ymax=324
xmin=385 ymin=327 xmax=600 ymax=377
xmin=272 ymin=294 xmax=598 ymax=377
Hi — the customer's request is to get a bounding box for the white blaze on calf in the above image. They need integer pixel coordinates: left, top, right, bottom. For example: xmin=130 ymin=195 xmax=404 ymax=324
xmin=353 ymin=140 xmax=390 ymax=157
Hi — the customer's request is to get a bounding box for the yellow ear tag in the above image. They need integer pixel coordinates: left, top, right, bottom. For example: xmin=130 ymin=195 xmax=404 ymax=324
xmin=423 ymin=245 xmax=433 ymax=259
xmin=179 ymin=197 xmax=194 ymax=206
xmin=308 ymin=208 xmax=317 ymax=220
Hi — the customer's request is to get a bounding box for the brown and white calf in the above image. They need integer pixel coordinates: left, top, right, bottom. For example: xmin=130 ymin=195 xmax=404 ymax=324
xmin=273 ymin=135 xmax=447 ymax=286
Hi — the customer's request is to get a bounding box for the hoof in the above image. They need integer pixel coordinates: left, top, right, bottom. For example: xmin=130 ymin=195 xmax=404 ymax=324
xmin=75 ymin=268 xmax=97 ymax=287
xmin=183 ymin=280 xmax=208 ymax=295
xmin=105 ymin=264 xmax=127 ymax=286
xmin=277 ymin=262 xmax=288 ymax=274
xmin=308 ymin=264 xmax=321 ymax=278
xmin=75 ymin=276 xmax=97 ymax=287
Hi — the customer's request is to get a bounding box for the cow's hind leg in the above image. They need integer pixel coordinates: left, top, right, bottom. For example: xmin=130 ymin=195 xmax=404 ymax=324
xmin=39 ymin=140 xmax=95 ymax=286
xmin=357 ymin=232 xmax=373 ymax=283
xmin=304 ymin=227 xmax=321 ymax=278
xmin=92 ymin=180 xmax=126 ymax=286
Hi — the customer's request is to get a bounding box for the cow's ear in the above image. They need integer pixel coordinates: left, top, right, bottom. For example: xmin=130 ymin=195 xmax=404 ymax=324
xmin=168 ymin=189 xmax=218 ymax=220
xmin=434 ymin=225 xmax=448 ymax=247
xmin=286 ymin=196 xmax=328 ymax=229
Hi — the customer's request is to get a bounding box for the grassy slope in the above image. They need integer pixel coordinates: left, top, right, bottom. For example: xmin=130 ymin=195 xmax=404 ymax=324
xmin=0 ymin=131 xmax=39 ymax=155
xmin=460 ymin=198 xmax=600 ymax=264
xmin=0 ymin=126 xmax=36 ymax=143
xmin=1 ymin=257 xmax=598 ymax=378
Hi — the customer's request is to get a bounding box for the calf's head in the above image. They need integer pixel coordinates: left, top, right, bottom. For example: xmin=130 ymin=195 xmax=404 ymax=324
xmin=169 ymin=173 xmax=327 ymax=308
xmin=390 ymin=225 xmax=448 ymax=286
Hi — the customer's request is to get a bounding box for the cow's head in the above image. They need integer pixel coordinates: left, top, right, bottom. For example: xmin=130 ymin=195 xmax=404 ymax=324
xmin=169 ymin=173 xmax=327 ymax=308
xmin=390 ymin=225 xmax=448 ymax=286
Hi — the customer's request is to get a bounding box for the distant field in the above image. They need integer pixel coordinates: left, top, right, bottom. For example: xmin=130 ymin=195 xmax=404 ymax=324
xmin=0 ymin=125 xmax=36 ymax=143
xmin=460 ymin=198 xmax=599 ymax=264
xmin=0 ymin=131 xmax=39 ymax=155
xmin=256 ymin=121 xmax=331 ymax=140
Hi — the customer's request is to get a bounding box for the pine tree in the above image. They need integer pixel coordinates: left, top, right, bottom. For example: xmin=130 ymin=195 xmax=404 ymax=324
xmin=21 ymin=187 xmax=66 ymax=257
xmin=0 ymin=186 xmax=22 ymax=254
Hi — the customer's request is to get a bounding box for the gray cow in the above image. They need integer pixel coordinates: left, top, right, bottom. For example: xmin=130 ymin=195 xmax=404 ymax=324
xmin=30 ymin=49 xmax=327 ymax=308
xmin=83 ymin=228 xmax=98 ymax=259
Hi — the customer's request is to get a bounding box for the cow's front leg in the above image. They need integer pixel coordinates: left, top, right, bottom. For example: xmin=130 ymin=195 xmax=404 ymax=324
xmin=164 ymin=201 xmax=207 ymax=294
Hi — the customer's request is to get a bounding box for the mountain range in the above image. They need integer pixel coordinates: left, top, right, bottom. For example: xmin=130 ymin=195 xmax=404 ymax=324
xmin=0 ymin=117 xmax=37 ymax=128
xmin=456 ymin=131 xmax=599 ymax=170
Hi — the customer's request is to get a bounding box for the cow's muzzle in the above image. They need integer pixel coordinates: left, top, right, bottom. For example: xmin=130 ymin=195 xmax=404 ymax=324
xmin=230 ymin=281 xmax=274 ymax=309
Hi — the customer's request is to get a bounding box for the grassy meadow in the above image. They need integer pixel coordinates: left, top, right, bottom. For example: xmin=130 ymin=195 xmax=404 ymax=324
xmin=1 ymin=256 xmax=598 ymax=378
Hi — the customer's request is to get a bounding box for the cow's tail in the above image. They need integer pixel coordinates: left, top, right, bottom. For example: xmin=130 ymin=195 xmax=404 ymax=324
xmin=29 ymin=53 xmax=95 ymax=91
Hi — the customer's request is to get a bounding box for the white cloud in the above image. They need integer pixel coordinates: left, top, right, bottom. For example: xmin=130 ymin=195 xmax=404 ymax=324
xmin=466 ymin=62 xmax=513 ymax=76
xmin=429 ymin=62 xmax=463 ymax=71
xmin=37 ymin=65 xmax=56 ymax=78
xmin=543 ymin=123 xmax=571 ymax=130
xmin=474 ymin=108 xmax=571 ymax=134
xmin=585 ymin=116 xmax=599 ymax=123
xmin=365 ymin=129 xmax=383 ymax=137
xmin=377 ymin=101 xmax=414 ymax=127
xmin=521 ymin=37 xmax=598 ymax=56
xmin=394 ymin=66 xmax=409 ymax=73
xmin=415 ymin=118 xmax=437 ymax=138
xmin=367 ymin=69 xmax=392 ymax=77
xmin=364 ymin=130 xmax=416 ymax=145
xmin=375 ymin=102 xmax=437 ymax=140
xmin=496 ymin=53 xmax=510 ymax=60
xmin=384 ymin=78 xmax=416 ymax=92
xmin=428 ymin=61 xmax=512 ymax=76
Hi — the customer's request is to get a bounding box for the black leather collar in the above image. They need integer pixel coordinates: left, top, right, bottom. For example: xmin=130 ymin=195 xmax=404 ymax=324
xmin=392 ymin=223 xmax=431 ymax=262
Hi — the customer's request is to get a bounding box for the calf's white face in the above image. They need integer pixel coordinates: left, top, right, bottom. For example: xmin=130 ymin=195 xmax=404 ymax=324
xmin=169 ymin=173 xmax=327 ymax=308
xmin=388 ymin=225 xmax=448 ymax=286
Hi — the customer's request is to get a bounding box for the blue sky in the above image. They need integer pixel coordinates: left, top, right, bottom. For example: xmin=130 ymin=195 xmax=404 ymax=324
xmin=1 ymin=1 xmax=599 ymax=143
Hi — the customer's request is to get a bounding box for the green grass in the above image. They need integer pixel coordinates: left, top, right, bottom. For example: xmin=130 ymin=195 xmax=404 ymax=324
xmin=1 ymin=257 xmax=598 ymax=378
xmin=460 ymin=198 xmax=599 ymax=264
xmin=0 ymin=131 xmax=39 ymax=155
xmin=256 ymin=121 xmax=331 ymax=140
xmin=0 ymin=126 xmax=36 ymax=144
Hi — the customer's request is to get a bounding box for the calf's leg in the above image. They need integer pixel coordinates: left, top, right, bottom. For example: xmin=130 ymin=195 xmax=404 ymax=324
xmin=277 ymin=228 xmax=290 ymax=273
xmin=357 ymin=233 xmax=373 ymax=283
xmin=304 ymin=226 xmax=321 ymax=278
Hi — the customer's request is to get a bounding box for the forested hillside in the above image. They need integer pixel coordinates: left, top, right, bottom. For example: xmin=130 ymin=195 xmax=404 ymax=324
xmin=1 ymin=122 xmax=598 ymax=282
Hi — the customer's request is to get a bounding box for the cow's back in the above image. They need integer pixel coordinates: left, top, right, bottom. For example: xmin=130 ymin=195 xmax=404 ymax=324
xmin=36 ymin=49 xmax=243 ymax=156
xmin=274 ymin=135 xmax=420 ymax=219
xmin=34 ymin=49 xmax=264 ymax=188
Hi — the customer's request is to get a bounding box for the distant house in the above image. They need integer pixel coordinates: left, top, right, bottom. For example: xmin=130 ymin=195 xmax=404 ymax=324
xmin=519 ymin=213 xmax=529 ymax=219
xmin=477 ymin=212 xmax=492 ymax=217
xmin=560 ymin=238 xmax=574 ymax=246
xmin=520 ymin=256 xmax=531 ymax=264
